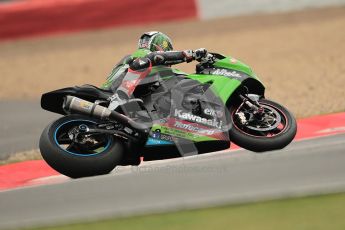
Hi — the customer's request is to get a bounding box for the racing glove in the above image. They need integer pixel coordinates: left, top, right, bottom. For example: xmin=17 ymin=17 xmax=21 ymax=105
xmin=193 ymin=48 xmax=208 ymax=61
xmin=182 ymin=48 xmax=208 ymax=62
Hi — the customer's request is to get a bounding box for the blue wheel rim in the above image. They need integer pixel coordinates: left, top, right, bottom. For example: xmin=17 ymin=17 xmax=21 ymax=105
xmin=53 ymin=119 xmax=111 ymax=157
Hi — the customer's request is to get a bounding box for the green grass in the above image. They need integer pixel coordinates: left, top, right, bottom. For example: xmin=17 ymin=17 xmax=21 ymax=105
xmin=33 ymin=193 xmax=345 ymax=230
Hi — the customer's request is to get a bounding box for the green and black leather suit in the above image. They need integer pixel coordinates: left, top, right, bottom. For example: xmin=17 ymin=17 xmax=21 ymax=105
xmin=102 ymin=48 xmax=206 ymax=99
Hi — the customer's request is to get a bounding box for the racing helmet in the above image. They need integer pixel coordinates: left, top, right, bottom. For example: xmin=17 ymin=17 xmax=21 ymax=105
xmin=138 ymin=31 xmax=173 ymax=52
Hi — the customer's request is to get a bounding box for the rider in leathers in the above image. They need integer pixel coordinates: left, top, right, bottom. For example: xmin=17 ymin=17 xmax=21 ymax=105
xmin=102 ymin=31 xmax=210 ymax=110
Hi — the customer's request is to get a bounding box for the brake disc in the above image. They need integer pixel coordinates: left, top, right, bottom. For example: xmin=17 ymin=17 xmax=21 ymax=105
xmin=245 ymin=105 xmax=281 ymax=132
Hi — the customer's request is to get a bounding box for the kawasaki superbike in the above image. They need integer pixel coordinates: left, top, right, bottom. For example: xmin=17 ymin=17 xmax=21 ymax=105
xmin=40 ymin=52 xmax=297 ymax=178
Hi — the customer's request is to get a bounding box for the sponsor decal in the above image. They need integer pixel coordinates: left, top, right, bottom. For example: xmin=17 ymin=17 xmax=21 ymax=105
xmin=152 ymin=131 xmax=161 ymax=139
xmin=211 ymin=69 xmax=243 ymax=78
xmin=174 ymin=121 xmax=215 ymax=135
xmin=152 ymin=130 xmax=173 ymax=142
xmin=174 ymin=109 xmax=222 ymax=129
xmin=204 ymin=108 xmax=223 ymax=118
xmin=152 ymin=118 xmax=226 ymax=141
xmin=160 ymin=133 xmax=173 ymax=141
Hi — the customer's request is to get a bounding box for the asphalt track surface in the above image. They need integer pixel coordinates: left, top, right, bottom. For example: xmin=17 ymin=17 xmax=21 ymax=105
xmin=0 ymin=134 xmax=345 ymax=229
xmin=0 ymin=101 xmax=58 ymax=159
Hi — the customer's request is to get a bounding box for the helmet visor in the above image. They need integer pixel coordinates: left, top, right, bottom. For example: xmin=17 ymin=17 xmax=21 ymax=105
xmin=138 ymin=35 xmax=151 ymax=49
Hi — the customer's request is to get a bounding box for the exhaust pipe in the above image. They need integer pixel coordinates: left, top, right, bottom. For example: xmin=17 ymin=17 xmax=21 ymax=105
xmin=63 ymin=96 xmax=149 ymax=134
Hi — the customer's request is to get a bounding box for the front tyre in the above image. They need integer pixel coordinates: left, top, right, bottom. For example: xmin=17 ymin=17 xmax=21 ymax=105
xmin=228 ymin=99 xmax=297 ymax=152
xmin=39 ymin=115 xmax=124 ymax=178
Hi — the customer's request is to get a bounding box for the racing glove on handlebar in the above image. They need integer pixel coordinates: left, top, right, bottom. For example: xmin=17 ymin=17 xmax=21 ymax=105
xmin=193 ymin=48 xmax=208 ymax=61
xmin=144 ymin=48 xmax=209 ymax=67
xmin=183 ymin=48 xmax=208 ymax=62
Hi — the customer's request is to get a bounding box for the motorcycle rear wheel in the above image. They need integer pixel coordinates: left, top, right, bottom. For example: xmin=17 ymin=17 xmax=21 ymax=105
xmin=39 ymin=115 xmax=124 ymax=178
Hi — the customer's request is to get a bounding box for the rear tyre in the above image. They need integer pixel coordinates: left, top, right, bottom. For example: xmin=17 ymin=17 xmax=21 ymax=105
xmin=39 ymin=115 xmax=124 ymax=178
xmin=228 ymin=99 xmax=297 ymax=152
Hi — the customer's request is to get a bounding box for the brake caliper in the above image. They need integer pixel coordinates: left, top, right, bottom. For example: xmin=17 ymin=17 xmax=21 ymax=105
xmin=236 ymin=112 xmax=247 ymax=125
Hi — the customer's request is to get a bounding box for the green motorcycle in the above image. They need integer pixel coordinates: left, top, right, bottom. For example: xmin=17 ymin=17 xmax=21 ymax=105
xmin=40 ymin=52 xmax=297 ymax=178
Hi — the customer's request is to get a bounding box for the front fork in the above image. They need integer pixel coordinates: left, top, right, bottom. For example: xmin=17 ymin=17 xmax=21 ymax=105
xmin=236 ymin=94 xmax=264 ymax=125
xmin=239 ymin=94 xmax=263 ymax=112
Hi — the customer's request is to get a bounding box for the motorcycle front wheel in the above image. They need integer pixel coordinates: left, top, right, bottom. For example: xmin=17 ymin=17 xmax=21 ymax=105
xmin=228 ymin=99 xmax=297 ymax=152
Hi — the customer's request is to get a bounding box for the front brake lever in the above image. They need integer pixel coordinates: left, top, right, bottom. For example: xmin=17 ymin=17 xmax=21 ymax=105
xmin=197 ymin=54 xmax=216 ymax=71
xmin=200 ymin=53 xmax=216 ymax=65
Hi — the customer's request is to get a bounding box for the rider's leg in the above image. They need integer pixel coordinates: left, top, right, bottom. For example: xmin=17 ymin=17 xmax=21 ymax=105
xmin=108 ymin=57 xmax=152 ymax=110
